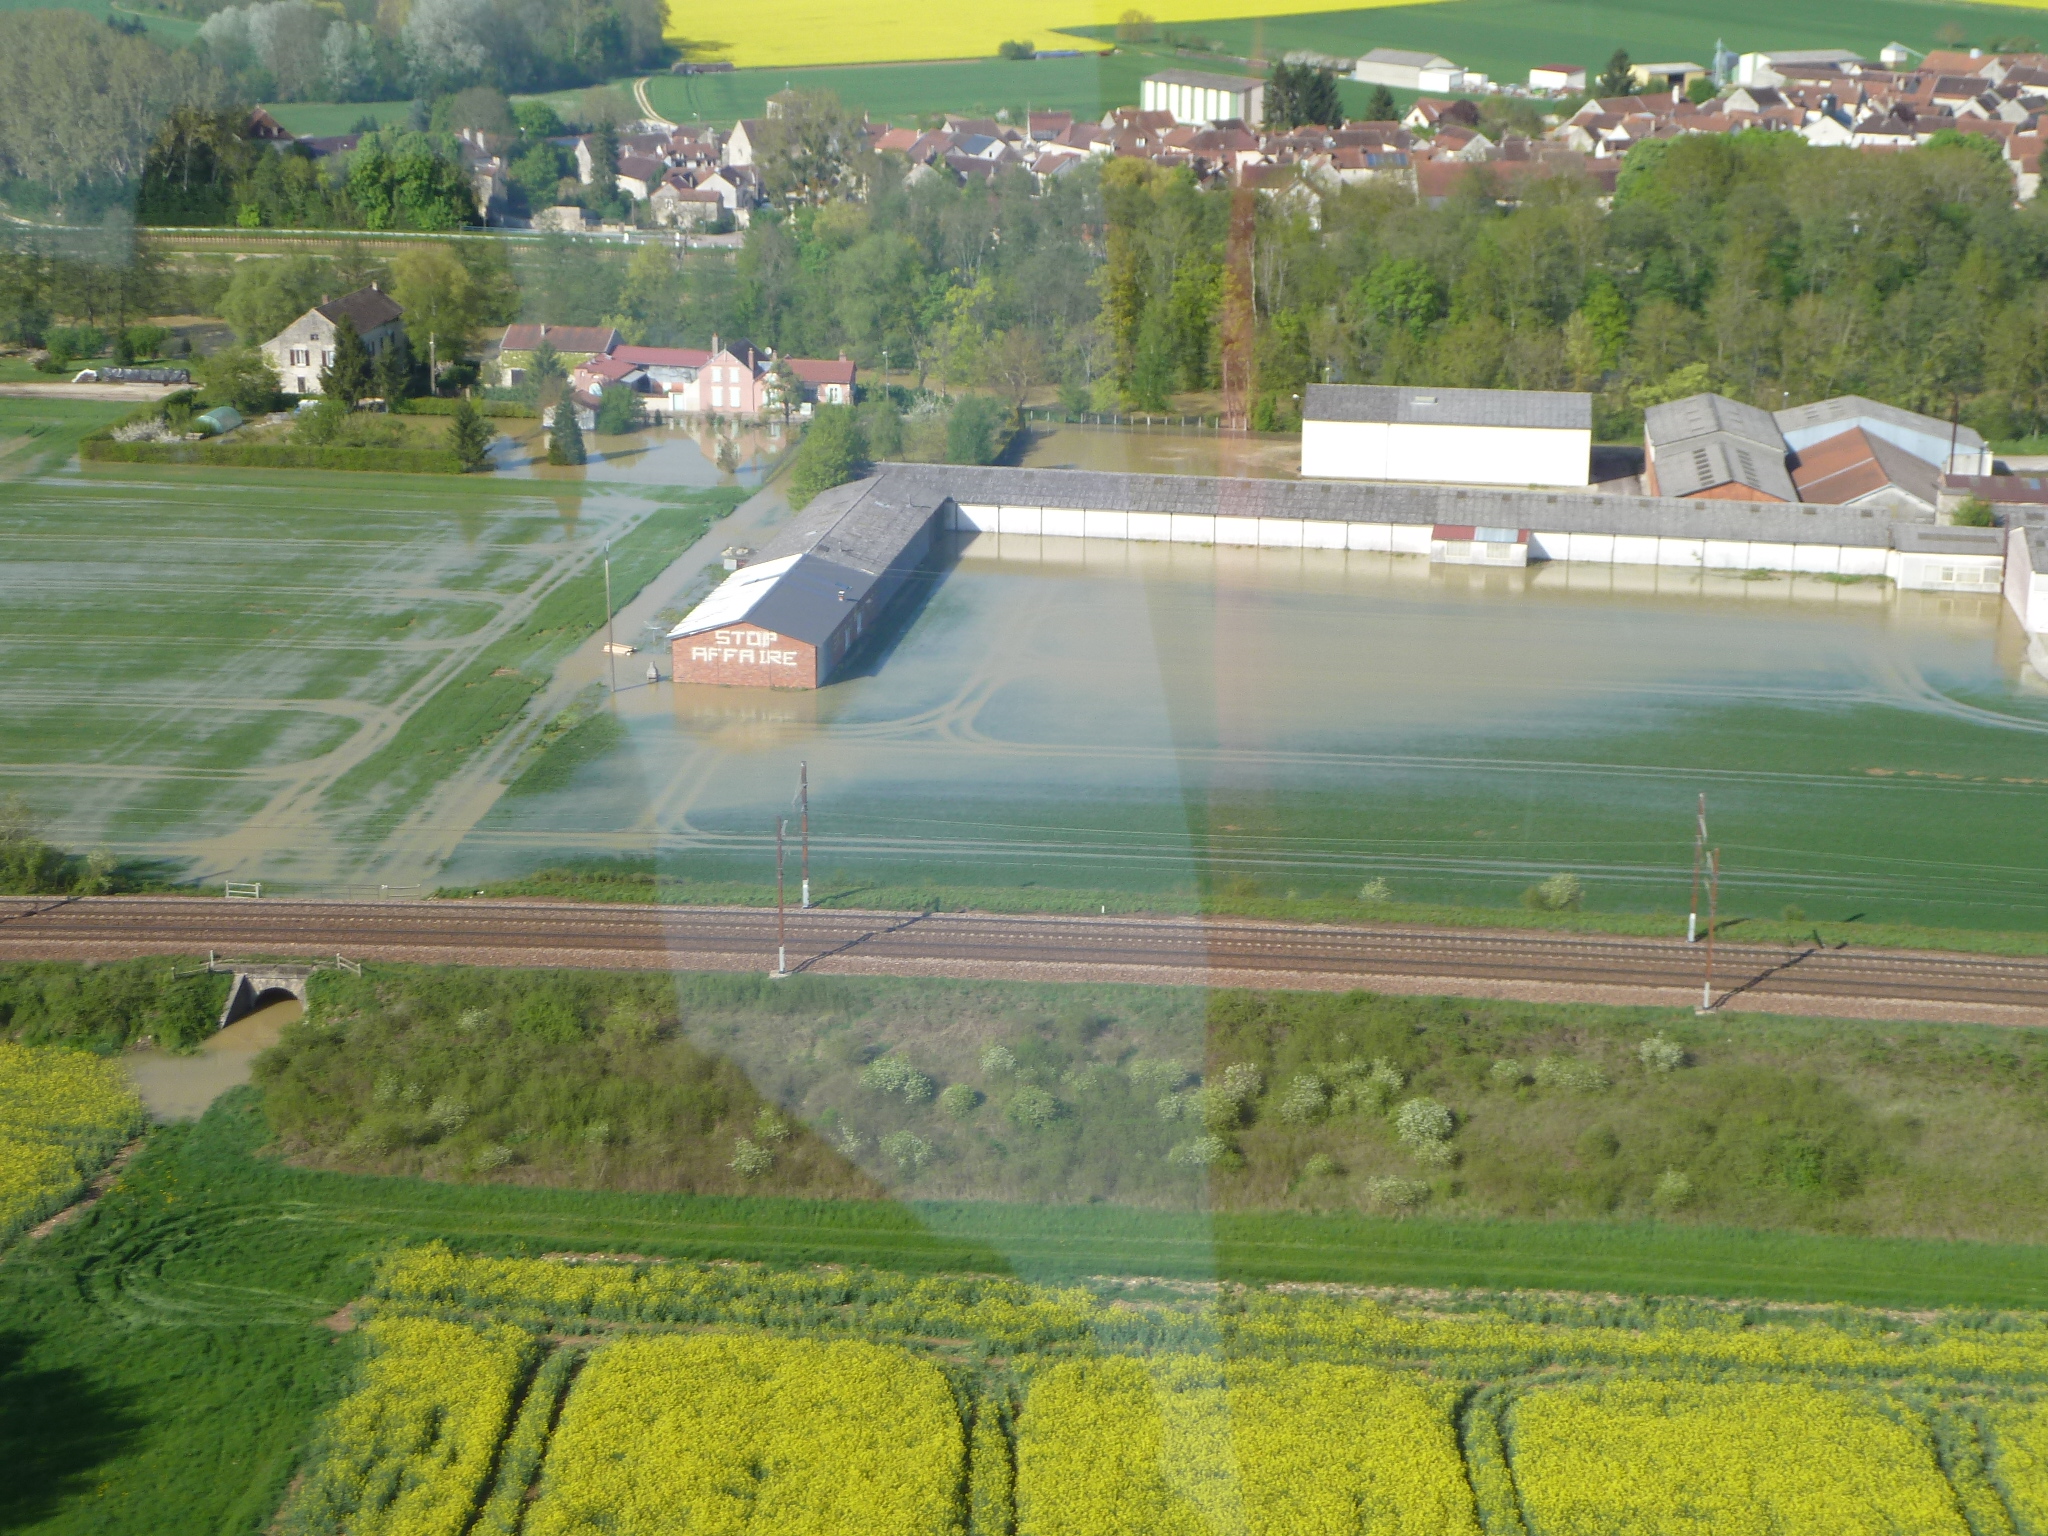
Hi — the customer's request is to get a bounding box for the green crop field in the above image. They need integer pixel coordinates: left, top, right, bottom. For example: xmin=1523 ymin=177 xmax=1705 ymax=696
xmin=0 ymin=413 xmax=742 ymax=891
xmin=1066 ymin=0 xmax=2048 ymax=88
xmin=7 ymin=1085 xmax=2048 ymax=1536
xmin=640 ymin=54 xmax=1161 ymax=127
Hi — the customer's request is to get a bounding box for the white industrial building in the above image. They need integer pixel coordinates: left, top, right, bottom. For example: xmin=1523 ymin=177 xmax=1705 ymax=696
xmin=1776 ymin=395 xmax=1992 ymax=476
xmin=1300 ymin=384 xmax=1592 ymax=488
xmin=1736 ymin=48 xmax=1868 ymax=86
xmin=1141 ymin=70 xmax=1266 ymax=127
xmin=1352 ymin=47 xmax=1466 ymax=92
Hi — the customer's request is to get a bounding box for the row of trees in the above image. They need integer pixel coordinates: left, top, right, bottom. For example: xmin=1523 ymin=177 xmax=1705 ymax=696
xmin=516 ymin=120 xmax=2048 ymax=440
xmin=192 ymin=0 xmax=665 ymax=104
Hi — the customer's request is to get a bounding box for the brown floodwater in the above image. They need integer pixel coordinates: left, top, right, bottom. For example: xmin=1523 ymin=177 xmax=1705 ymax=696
xmin=125 ymin=995 xmax=303 ymax=1122
xmin=1017 ymin=422 xmax=1303 ymax=479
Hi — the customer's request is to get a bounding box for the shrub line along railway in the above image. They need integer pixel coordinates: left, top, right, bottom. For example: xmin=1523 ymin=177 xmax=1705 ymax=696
xmin=3 ymin=897 xmax=2045 ymax=1027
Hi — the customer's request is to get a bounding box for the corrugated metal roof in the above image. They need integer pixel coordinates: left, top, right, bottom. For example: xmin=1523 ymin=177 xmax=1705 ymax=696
xmin=669 ymin=474 xmax=953 ymax=646
xmin=1644 ymin=392 xmax=1784 ymax=454
xmin=1652 ymin=432 xmax=1799 ymax=502
xmin=1774 ymin=394 xmax=1987 ymax=454
xmin=1303 ymin=383 xmax=1591 ymax=430
xmin=1893 ymin=526 xmax=2003 ymax=554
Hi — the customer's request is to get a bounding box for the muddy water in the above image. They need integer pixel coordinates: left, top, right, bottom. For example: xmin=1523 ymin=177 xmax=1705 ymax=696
xmin=125 ymin=996 xmax=303 ymax=1122
xmin=1017 ymin=422 xmax=1302 ymax=479
xmin=444 ymin=536 xmax=2048 ymax=930
xmin=489 ymin=419 xmax=784 ymax=486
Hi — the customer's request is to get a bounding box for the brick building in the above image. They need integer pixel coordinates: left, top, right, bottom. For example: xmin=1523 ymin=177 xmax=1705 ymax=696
xmin=668 ymin=475 xmax=948 ymax=688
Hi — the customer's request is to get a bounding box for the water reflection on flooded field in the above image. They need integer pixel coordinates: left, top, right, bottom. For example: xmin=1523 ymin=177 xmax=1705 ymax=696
xmin=490 ymin=418 xmax=785 ymax=486
xmin=445 ymin=534 xmax=2048 ymax=930
xmin=1017 ymin=422 xmax=1302 ymax=479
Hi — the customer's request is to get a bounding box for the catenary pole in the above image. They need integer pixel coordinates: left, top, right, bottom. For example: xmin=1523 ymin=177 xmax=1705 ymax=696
xmin=799 ymin=761 xmax=810 ymax=909
xmin=1689 ymin=793 xmax=1707 ymax=944
xmin=1699 ymin=847 xmax=1720 ymax=1012
xmin=773 ymin=817 xmax=788 ymax=977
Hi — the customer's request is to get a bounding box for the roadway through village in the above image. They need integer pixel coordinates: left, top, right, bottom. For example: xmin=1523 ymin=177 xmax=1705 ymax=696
xmin=3 ymin=896 xmax=2045 ymax=1027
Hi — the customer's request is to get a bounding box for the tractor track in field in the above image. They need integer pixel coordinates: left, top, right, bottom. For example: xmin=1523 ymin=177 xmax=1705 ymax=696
xmin=2 ymin=896 xmax=2045 ymax=1027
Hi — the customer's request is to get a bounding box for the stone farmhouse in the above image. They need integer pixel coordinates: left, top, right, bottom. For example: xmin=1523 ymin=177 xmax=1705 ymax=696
xmin=260 ymin=286 xmax=404 ymax=397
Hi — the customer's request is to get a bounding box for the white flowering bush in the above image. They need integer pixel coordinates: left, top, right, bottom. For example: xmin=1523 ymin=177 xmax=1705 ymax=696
xmin=1639 ymin=1034 xmax=1687 ymax=1073
xmin=979 ymin=1044 xmax=1017 ymax=1077
xmin=752 ymin=1108 xmax=790 ymax=1143
xmin=1219 ymin=1063 xmax=1265 ymax=1103
xmin=1277 ymin=1075 xmax=1329 ymax=1124
xmin=1126 ymin=1057 xmax=1189 ymax=1094
xmin=111 ymin=417 xmax=182 ymax=444
xmin=729 ymin=1138 xmax=773 ymax=1177
xmin=1006 ymin=1087 xmax=1058 ymax=1130
xmin=1534 ymin=1056 xmax=1609 ymax=1091
xmin=1489 ymin=1058 xmax=1526 ymax=1086
xmin=427 ymin=1096 xmax=468 ymax=1134
xmin=881 ymin=1131 xmax=932 ymax=1172
xmin=861 ymin=1055 xmax=936 ymax=1102
xmin=1394 ymin=1097 xmax=1454 ymax=1147
xmin=1410 ymin=1137 xmax=1457 ymax=1168
xmin=1654 ymin=1168 xmax=1695 ymax=1209
xmin=1167 ymin=1135 xmax=1230 ymax=1167
xmin=1358 ymin=877 xmax=1394 ymax=902
xmin=938 ymin=1084 xmax=981 ymax=1118
xmin=1366 ymin=1175 xmax=1432 ymax=1209
xmin=1301 ymin=1152 xmax=1340 ymax=1180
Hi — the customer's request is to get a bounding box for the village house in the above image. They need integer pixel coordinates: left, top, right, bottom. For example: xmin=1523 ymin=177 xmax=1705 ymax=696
xmin=260 ymin=285 xmax=404 ymax=397
xmin=496 ymin=324 xmax=621 ymax=387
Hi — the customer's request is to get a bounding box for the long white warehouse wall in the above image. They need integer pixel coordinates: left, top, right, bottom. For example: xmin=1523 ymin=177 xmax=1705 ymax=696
xmin=1301 ymin=421 xmax=1593 ymax=487
xmin=947 ymin=502 xmax=1897 ymax=576
xmin=2006 ymin=527 xmax=2048 ymax=633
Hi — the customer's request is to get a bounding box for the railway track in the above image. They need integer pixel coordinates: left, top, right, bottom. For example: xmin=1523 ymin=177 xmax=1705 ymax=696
xmin=2 ymin=896 xmax=2044 ymax=1025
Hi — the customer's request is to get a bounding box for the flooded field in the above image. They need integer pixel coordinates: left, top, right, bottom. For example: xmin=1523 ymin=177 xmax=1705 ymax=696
xmin=0 ymin=427 xmax=758 ymax=890
xmin=446 ymin=535 xmax=2048 ymax=932
xmin=1017 ymin=421 xmax=1302 ymax=479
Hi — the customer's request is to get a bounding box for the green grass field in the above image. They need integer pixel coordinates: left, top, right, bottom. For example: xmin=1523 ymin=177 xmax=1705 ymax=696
xmin=6 ymin=1085 xmax=2048 ymax=1535
xmin=0 ymin=399 xmax=132 ymax=478
xmin=1061 ymin=0 xmax=2048 ymax=88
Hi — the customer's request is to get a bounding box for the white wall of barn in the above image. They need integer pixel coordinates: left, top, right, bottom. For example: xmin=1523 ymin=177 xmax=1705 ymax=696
xmin=948 ymin=502 xmax=1901 ymax=576
xmin=1301 ymin=421 xmax=1593 ymax=487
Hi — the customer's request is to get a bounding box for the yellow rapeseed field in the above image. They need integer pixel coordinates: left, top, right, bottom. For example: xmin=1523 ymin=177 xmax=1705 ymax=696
xmin=0 ymin=1040 xmax=144 ymax=1246
xmin=289 ymin=1315 xmax=536 ymax=1536
xmin=674 ymin=0 xmax=1447 ymax=70
xmin=1508 ymin=1380 xmax=1973 ymax=1536
xmin=1988 ymin=1402 xmax=2048 ymax=1534
xmin=525 ymin=1333 xmax=966 ymax=1536
xmin=1015 ymin=1354 xmax=1480 ymax=1536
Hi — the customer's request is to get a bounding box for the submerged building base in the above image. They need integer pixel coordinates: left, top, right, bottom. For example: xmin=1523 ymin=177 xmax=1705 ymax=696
xmin=668 ymin=464 xmax=2020 ymax=689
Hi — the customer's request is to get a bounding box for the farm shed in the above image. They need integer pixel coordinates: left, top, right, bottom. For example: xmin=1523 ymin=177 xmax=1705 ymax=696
xmin=667 ymin=475 xmax=948 ymax=689
xmin=1301 ymin=384 xmax=1593 ymax=488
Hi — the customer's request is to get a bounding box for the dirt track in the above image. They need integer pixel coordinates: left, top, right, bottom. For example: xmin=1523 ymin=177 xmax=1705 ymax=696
xmin=3 ymin=896 xmax=2045 ymax=1027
